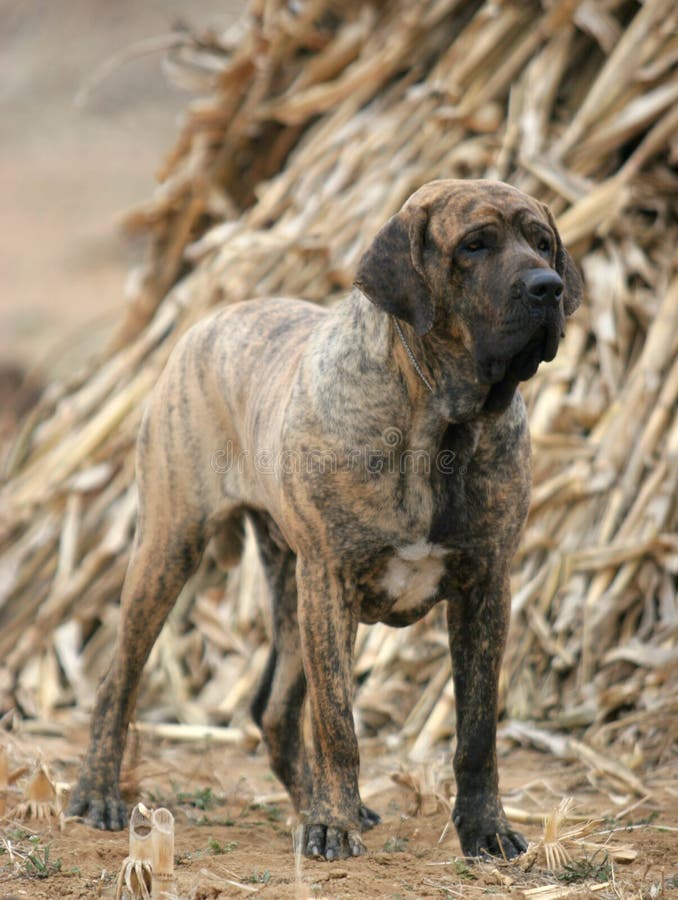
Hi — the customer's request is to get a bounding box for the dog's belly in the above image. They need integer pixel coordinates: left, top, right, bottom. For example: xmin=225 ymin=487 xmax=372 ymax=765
xmin=359 ymin=540 xmax=447 ymax=626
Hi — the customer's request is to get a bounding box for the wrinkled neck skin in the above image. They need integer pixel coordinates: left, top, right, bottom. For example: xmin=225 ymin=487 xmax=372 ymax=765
xmin=351 ymin=289 xmax=506 ymax=424
xmin=311 ymin=290 xmax=520 ymax=456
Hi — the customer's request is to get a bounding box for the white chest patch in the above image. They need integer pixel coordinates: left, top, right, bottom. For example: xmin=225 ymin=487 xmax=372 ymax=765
xmin=380 ymin=542 xmax=448 ymax=612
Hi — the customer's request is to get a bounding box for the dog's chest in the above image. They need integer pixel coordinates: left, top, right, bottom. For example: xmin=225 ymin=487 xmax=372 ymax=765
xmin=359 ymin=540 xmax=448 ymax=624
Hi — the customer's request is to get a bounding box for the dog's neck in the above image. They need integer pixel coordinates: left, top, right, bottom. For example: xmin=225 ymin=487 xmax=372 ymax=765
xmin=309 ymin=292 xmax=525 ymax=493
xmin=349 ymin=290 xmax=505 ymax=426
xmin=392 ymin=317 xmax=435 ymax=394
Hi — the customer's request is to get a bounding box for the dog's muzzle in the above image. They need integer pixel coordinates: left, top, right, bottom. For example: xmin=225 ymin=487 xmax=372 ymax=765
xmin=477 ymin=268 xmax=565 ymax=384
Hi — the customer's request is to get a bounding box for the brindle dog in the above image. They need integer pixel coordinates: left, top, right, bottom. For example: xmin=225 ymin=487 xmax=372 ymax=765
xmin=68 ymin=179 xmax=582 ymax=861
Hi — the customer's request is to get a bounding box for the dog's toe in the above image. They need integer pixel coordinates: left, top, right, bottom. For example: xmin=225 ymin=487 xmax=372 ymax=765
xmin=324 ymin=826 xmax=347 ymax=860
xmin=462 ymin=827 xmax=528 ymax=861
xmin=501 ymin=828 xmax=528 ymax=858
xmin=303 ymin=824 xmax=366 ymax=860
xmin=359 ymin=803 xmax=381 ymax=831
xmin=304 ymin=824 xmax=327 ymax=859
xmin=68 ymin=783 xmax=128 ymax=831
xmin=454 ymin=807 xmax=528 ymax=862
xmin=483 ymin=828 xmax=527 ymax=860
xmin=348 ymin=829 xmax=367 ymax=857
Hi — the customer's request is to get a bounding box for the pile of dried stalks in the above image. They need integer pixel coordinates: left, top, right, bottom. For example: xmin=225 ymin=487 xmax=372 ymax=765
xmin=1 ymin=0 xmax=676 ymax=792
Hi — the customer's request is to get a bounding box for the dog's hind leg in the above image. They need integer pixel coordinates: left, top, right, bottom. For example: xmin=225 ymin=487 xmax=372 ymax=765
xmin=68 ymin=405 xmax=220 ymax=829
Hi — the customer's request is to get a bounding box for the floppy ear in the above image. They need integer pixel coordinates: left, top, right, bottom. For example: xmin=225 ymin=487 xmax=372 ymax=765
xmin=354 ymin=205 xmax=435 ymax=336
xmin=542 ymin=205 xmax=583 ymax=316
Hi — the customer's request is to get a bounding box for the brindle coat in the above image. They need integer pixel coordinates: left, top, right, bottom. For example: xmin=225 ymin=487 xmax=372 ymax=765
xmin=68 ymin=179 xmax=582 ymax=861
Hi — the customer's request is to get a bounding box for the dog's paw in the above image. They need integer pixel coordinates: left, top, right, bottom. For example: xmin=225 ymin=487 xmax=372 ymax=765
xmin=303 ymin=824 xmax=367 ymax=860
xmin=453 ymin=810 xmax=527 ymax=860
xmin=67 ymin=781 xmax=128 ymax=831
xmin=359 ymin=803 xmax=381 ymax=831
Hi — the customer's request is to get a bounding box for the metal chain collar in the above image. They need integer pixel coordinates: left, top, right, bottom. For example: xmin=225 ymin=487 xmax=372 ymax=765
xmin=392 ymin=317 xmax=434 ymax=394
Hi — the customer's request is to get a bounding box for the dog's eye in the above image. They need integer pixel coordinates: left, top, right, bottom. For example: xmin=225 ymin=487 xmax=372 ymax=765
xmin=462 ymin=238 xmax=487 ymax=254
xmin=537 ymin=236 xmax=552 ymax=254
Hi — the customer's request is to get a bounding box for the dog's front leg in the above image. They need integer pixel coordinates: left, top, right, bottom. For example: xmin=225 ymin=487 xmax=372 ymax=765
xmin=296 ymin=556 xmax=366 ymax=860
xmin=446 ymin=572 xmax=527 ymax=860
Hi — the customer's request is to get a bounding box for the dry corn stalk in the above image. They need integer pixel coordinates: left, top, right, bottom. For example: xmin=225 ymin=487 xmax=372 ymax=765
xmin=390 ymin=765 xmax=453 ymax=817
xmin=13 ymin=763 xmax=61 ymax=822
xmin=518 ymin=885 xmax=610 ymax=899
xmin=518 ymin=797 xmax=636 ymax=874
xmin=0 ymin=745 xmax=28 ymax=816
xmin=151 ymin=807 xmax=176 ymax=900
xmin=0 ymin=746 xmax=7 ymax=816
xmin=116 ymin=802 xmax=153 ymax=900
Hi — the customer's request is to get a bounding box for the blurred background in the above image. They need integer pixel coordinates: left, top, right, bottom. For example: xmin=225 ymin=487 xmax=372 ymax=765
xmin=0 ymin=0 xmax=241 ymax=372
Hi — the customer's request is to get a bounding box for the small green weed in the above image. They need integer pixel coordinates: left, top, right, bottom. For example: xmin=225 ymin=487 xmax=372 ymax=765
xmin=195 ymin=814 xmax=236 ymax=827
xmin=174 ymin=785 xmax=216 ymax=811
xmin=148 ymin=783 xmax=220 ymax=812
xmin=245 ymin=869 xmax=272 ymax=884
xmin=383 ymin=835 xmax=409 ymax=853
xmin=6 ymin=827 xmax=30 ymax=841
xmin=24 ymin=837 xmax=62 ymax=880
xmin=556 ymin=856 xmax=612 ymax=884
xmin=207 ymin=837 xmax=238 ymax=854
xmin=250 ymin=802 xmax=284 ymax=823
xmin=449 ymin=858 xmax=476 ymax=880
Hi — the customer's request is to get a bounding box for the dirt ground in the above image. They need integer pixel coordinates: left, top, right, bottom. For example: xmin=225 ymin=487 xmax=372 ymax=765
xmin=1 ymin=724 xmax=676 ymax=899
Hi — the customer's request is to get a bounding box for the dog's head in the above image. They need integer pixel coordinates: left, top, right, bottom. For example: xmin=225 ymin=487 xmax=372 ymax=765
xmin=355 ymin=179 xmax=582 ymax=409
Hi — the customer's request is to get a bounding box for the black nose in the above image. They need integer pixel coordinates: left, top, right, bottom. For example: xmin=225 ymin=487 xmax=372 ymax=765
xmin=521 ymin=269 xmax=563 ymax=305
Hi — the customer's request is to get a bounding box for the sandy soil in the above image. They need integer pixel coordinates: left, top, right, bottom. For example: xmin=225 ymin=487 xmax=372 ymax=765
xmin=1 ymin=725 xmax=676 ymax=899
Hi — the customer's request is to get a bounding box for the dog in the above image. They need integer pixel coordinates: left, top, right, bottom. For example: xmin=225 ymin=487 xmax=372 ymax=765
xmin=68 ymin=179 xmax=582 ymax=861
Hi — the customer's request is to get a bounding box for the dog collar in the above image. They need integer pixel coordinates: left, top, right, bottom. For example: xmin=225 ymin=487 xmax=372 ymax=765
xmin=392 ymin=317 xmax=434 ymax=394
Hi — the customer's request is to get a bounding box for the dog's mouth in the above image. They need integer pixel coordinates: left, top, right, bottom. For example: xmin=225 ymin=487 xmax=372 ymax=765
xmin=506 ymin=322 xmax=560 ymax=381
xmin=478 ymin=321 xmax=561 ymax=386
